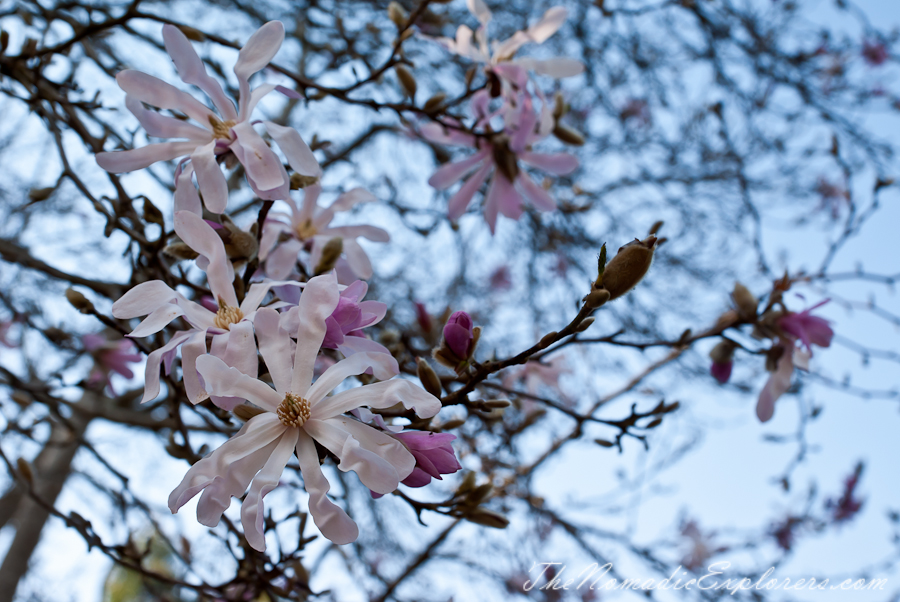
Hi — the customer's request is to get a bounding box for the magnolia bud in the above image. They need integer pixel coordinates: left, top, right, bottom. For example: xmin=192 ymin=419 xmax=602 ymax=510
xmin=732 ymin=282 xmax=758 ymax=321
xmin=466 ymin=508 xmax=510 ymax=529
xmin=163 ymin=242 xmax=199 ymax=261
xmin=314 ymin=237 xmax=343 ymax=275
xmin=388 ymin=1 xmax=408 ymax=28
xmin=538 ymin=331 xmax=558 ymax=349
xmin=440 ymin=418 xmax=467 ymax=430
xmin=416 ymin=357 xmax=443 ymax=399
xmin=177 ymin=25 xmax=205 ymax=41
xmin=220 ymin=215 xmax=258 ymax=262
xmin=552 ymin=125 xmax=585 ymax=146
xmin=233 ymin=404 xmax=266 ymax=422
xmin=583 ymin=288 xmax=610 ymax=309
xmin=423 ymin=92 xmax=447 ymax=114
xmin=65 ymin=288 xmax=94 ymax=314
xmin=28 ymin=187 xmax=54 ymax=202
xmin=142 ymin=199 xmax=165 ymax=227
xmin=290 ymin=173 xmax=320 ymax=189
xmin=709 ymin=339 xmax=737 ymax=364
xmin=598 ymin=236 xmax=657 ymax=300
xmin=575 ymin=317 xmax=595 ymax=332
xmin=395 ymin=65 xmax=417 ymax=99
xmin=483 ymin=399 xmax=510 ymax=408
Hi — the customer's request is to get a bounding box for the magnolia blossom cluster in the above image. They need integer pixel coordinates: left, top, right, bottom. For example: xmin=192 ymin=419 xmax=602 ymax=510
xmin=421 ymin=3 xmax=584 ymax=232
xmin=709 ymin=282 xmax=835 ymax=423
xmin=97 ymin=22 xmax=461 ymax=550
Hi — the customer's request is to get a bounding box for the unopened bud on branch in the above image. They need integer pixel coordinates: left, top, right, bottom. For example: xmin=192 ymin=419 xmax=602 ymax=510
xmin=731 ymin=282 xmax=758 ymax=321
xmin=65 ymin=288 xmax=94 ymax=314
xmin=395 ymin=65 xmax=417 ymax=99
xmin=596 ymin=236 xmax=657 ymax=300
xmin=315 ymin=237 xmax=343 ymax=275
xmin=416 ymin=357 xmax=443 ymax=398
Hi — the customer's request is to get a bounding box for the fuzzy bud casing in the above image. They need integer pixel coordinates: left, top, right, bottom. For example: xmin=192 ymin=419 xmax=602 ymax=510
xmin=598 ymin=236 xmax=657 ymax=300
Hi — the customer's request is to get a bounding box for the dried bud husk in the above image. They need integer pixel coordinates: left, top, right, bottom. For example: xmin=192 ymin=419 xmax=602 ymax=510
xmin=457 ymin=471 xmax=477 ymax=494
xmin=594 ymin=439 xmax=616 ymax=448
xmin=16 ymin=458 xmax=33 ymax=485
xmin=466 ymin=483 xmax=493 ymax=506
xmin=28 ymin=187 xmax=54 ymax=202
xmin=731 ymin=282 xmax=758 ymax=321
xmin=65 ymin=288 xmax=94 ymax=314
xmin=395 ymin=65 xmax=417 ymax=99
xmin=645 ymin=417 xmax=663 ymax=429
xmin=552 ymin=91 xmax=568 ymax=119
xmin=233 ymin=403 xmax=266 ymax=422
xmin=765 ymin=344 xmax=786 ymax=372
xmin=220 ymin=215 xmax=259 ymax=262
xmin=163 ymin=242 xmax=200 ymax=261
xmin=552 ymin=125 xmax=585 ymax=146
xmin=575 ymin=317 xmax=595 ymax=332
xmin=483 ymin=399 xmax=510 ymax=408
xmin=416 ymin=357 xmax=443 ymax=398
xmin=291 ymin=173 xmax=320 ymax=189
xmin=314 ymin=237 xmax=343 ymax=274
xmin=142 ymin=199 xmax=165 ymax=227
xmin=388 ymin=1 xmax=408 ymax=28
xmin=466 ymin=508 xmax=509 ymax=529
xmin=709 ymin=339 xmax=737 ymax=364
xmin=597 ymin=236 xmax=657 ymax=300
xmin=423 ymin=92 xmax=447 ymax=114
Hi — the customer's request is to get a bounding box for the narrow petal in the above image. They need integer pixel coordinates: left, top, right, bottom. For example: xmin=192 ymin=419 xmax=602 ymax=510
xmin=419 ymin=122 xmax=477 ymax=147
xmin=311 ymin=379 xmax=441 ymax=421
xmin=129 ymin=303 xmax=185 ymax=338
xmin=337 ymin=337 xmax=398 ymax=371
xmin=191 ymin=142 xmax=228 ymax=214
xmin=307 ymin=352 xmax=399 ymax=407
xmin=517 ymin=172 xmax=556 ymax=212
xmin=234 ymin=21 xmax=285 ymax=120
xmin=341 ymin=239 xmax=374 ymax=280
xmin=174 ymin=162 xmax=203 ymax=215
xmin=125 ymin=95 xmax=211 ymax=141
xmin=448 ymin=162 xmax=493 ymax=220
xmin=264 ymin=239 xmax=303 ymax=280
xmin=195 ymin=354 xmax=282 ymax=411
xmin=428 ymin=151 xmax=489 ymax=190
xmin=295 ymin=431 xmax=359 ymax=544
xmin=519 ymin=151 xmax=579 ymax=175
xmin=485 ymin=171 xmax=523 ymax=222
xmin=264 ymin=121 xmax=322 ymax=177
xmin=241 ymin=428 xmax=297 ymax=551
xmin=181 ymin=330 xmax=209 ymax=403
xmin=756 ymin=346 xmax=794 ymax=423
xmin=116 ymin=70 xmax=215 ymax=125
xmin=291 ymin=273 xmax=341 ymax=396
xmin=96 ymin=141 xmax=198 ymax=173
xmin=113 ymin=280 xmax=179 ymax=318
xmin=162 ymin=24 xmax=238 ymax=120
xmin=527 ymin=7 xmax=568 ymax=43
xmin=219 ymin=320 xmax=258 ymax=378
xmin=330 ymin=188 xmax=377 ymax=212
xmin=174 ymin=211 xmax=238 ymax=307
xmin=141 ymin=331 xmax=193 ymax=403
xmin=515 ymin=57 xmax=585 ymax=78
xmin=231 ymin=122 xmax=287 ymax=192
xmin=467 ymin=0 xmax=492 ymax=25
xmin=254 ymin=307 xmax=294 ymax=396
xmin=196 ymin=438 xmax=278 ymax=527
xmin=322 ymin=225 xmax=390 ymax=243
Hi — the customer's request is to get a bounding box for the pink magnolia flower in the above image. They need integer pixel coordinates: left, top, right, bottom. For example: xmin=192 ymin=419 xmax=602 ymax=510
xmin=502 ymin=356 xmax=571 ymax=398
xmin=82 ymin=333 xmax=142 ymax=394
xmin=259 ymin=185 xmax=389 ymax=282
xmin=112 ymin=211 xmax=302 ymax=406
xmin=426 ymin=2 xmax=583 ymax=92
xmin=710 ymin=361 xmax=732 ymax=384
xmin=756 ymin=300 xmax=833 ymax=422
xmin=168 ymin=273 xmax=442 ymax=549
xmin=96 ymin=22 xmax=320 ymax=214
xmin=423 ymin=90 xmax=578 ymax=232
xmin=371 ymin=431 xmax=461 ymax=498
xmin=443 ymin=311 xmax=474 ymax=359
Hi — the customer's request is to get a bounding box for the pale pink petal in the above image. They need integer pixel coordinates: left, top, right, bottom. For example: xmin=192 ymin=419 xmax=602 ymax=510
xmin=241 ymin=428 xmax=298 ymax=551
xmin=304 ymin=418 xmax=408 ymax=493
xmin=448 ymin=162 xmax=493 ymax=220
xmin=306 ymin=352 xmax=399 ymax=407
xmin=258 ymin=219 xmax=291 ymax=261
xmin=96 ymin=140 xmax=198 ymax=173
xmin=291 ymin=273 xmax=341 ymax=396
xmin=526 ymin=7 xmax=568 ymax=43
xmin=116 ymin=70 xmax=215 ymax=126
xmin=492 ymin=32 xmax=531 ymax=62
xmin=330 ymin=188 xmax=377 ymax=212
xmin=514 ymin=57 xmax=585 ymax=78
xmin=181 ymin=330 xmax=209 ymax=403
xmin=254 ymin=307 xmax=295 ymax=396
xmin=234 ymin=21 xmax=285 ymax=120
xmin=196 ymin=354 xmax=282 ymax=411
xmin=174 ymin=211 xmax=238 ymax=307
xmin=162 ymin=24 xmax=238 ymax=120
xmin=174 ymin=162 xmax=203 ymax=215
xmin=517 ymin=172 xmax=556 ymax=212
xmin=295 ymin=431 xmax=359 ymax=544
xmin=124 ymin=95 xmax=211 ymax=141
xmin=264 ymin=239 xmax=303 ymax=280
xmin=264 ymin=121 xmax=321 ymax=177
xmin=190 ymin=142 xmax=228 ymax=214
xmin=168 ymin=414 xmax=284 ymax=512
xmin=219 ymin=320 xmax=258 ymax=378
xmin=129 ymin=304 xmax=185 ymax=338
xmin=196 ymin=438 xmax=278 ymax=527
xmin=756 ymin=346 xmax=794 ymax=423
xmin=419 ymin=122 xmax=477 ymax=147
xmin=113 ymin=280 xmax=181 ymax=319
xmin=341 ymin=239 xmax=374 ymax=280
xmin=141 ymin=330 xmax=193 ymax=403
xmin=485 ymin=171 xmax=522 ymax=222
xmin=310 ymin=379 xmax=441 ymax=421
xmin=322 ymin=225 xmax=390 ymax=243
xmin=242 ymin=83 xmax=278 ymax=120
xmin=231 ymin=121 xmax=287 ymax=193
xmin=428 ymin=151 xmax=490 ymax=190
xmin=466 ymin=0 xmax=492 ymax=25
xmin=337 ymin=336 xmax=397 ymax=370
xmin=519 ymin=151 xmax=579 ymax=175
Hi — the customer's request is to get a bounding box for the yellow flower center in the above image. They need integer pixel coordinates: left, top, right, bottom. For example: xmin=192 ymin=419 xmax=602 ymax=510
xmin=208 ymin=115 xmax=237 ymax=140
xmin=213 ymin=297 xmax=244 ymax=330
xmin=277 ymin=393 xmax=311 ymax=427
xmin=295 ymin=218 xmax=317 ymax=240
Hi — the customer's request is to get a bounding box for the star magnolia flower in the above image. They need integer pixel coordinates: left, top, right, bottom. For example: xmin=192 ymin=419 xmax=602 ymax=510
xmin=168 ymin=273 xmax=441 ymax=549
xmin=96 ymin=22 xmax=320 ymax=214
xmin=423 ymin=90 xmax=578 ymax=232
xmin=83 ymin=333 xmax=142 ymax=394
xmin=778 ymin=299 xmax=834 ymax=352
xmin=428 ymin=1 xmax=583 ymax=91
xmin=113 ymin=211 xmax=302 ymax=406
xmin=259 ymin=184 xmax=389 ymax=282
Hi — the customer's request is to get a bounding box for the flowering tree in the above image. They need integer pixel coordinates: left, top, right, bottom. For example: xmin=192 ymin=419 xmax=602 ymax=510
xmin=0 ymin=0 xmax=898 ymax=601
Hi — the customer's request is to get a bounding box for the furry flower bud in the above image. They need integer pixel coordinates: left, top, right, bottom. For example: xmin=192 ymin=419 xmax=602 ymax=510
xmin=597 ymin=236 xmax=657 ymax=300
xmin=732 ymin=282 xmax=758 ymax=321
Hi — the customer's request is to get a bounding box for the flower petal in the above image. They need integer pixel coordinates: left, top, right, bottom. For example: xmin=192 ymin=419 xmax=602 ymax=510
xmin=254 ymin=307 xmax=294 ymax=396
xmin=116 ymin=69 xmax=215 ymax=126
xmin=515 ymin=57 xmax=585 ymax=78
xmin=141 ymin=330 xmax=193 ymax=403
xmin=174 ymin=162 xmax=203 ymax=215
xmin=519 ymin=151 xmax=579 ymax=175
xmin=196 ymin=437 xmax=278 ymax=527
xmin=129 ymin=303 xmax=185 ymax=338
xmin=190 ymin=142 xmax=228 ymax=214
xmin=96 ymin=140 xmax=198 ymax=173
xmin=291 ymin=273 xmax=341 ymax=396
xmin=341 ymin=238 xmax=374 ymax=280
xmin=195 ymin=354 xmax=282 ymax=411
xmin=174 ymin=211 xmax=238 ymax=307
xmin=231 ymin=122 xmax=287 ymax=193
xmin=264 ymin=121 xmax=322 ymax=177
xmin=162 ymin=24 xmax=238 ymax=121
xmin=466 ymin=0 xmax=492 ymax=25
xmin=526 ymin=7 xmax=568 ymax=43
xmin=241 ymin=428 xmax=298 ymax=551
xmin=295 ymin=430 xmax=359 ymax=544
xmin=428 ymin=151 xmax=490 ymax=190
xmin=517 ymin=172 xmax=556 ymax=212
xmin=448 ymin=162 xmax=493 ymax=220
xmin=311 ymin=378 xmax=441 ymax=421
xmin=234 ymin=21 xmax=285 ymax=120
xmin=307 ymin=352 xmax=399 ymax=408
xmin=181 ymin=330 xmax=209 ymax=403
xmin=125 ymin=95 xmax=211 ymax=141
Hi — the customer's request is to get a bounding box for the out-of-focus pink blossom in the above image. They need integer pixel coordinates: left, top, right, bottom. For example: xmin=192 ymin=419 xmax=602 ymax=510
xmin=423 ymin=90 xmax=578 ymax=233
xmin=0 ymin=319 xmax=19 ymax=348
xmin=710 ymin=361 xmax=733 ymax=384
xmin=414 ymin=302 xmax=433 ymax=335
xmin=778 ymin=300 xmax=834 ymax=352
xmin=96 ymin=22 xmax=320 ymax=214
xmin=770 ymin=515 xmax=803 ymax=551
xmin=815 ymin=177 xmax=850 ymax=219
xmin=620 ymin=98 xmax=651 ymax=126
xmin=83 ymin=333 xmax=142 ymax=394
xmin=862 ymin=39 xmax=889 ymax=66
xmin=489 ymin=265 xmax=513 ymax=290
xmin=443 ymin=311 xmax=474 ymax=359
xmin=502 ymin=357 xmax=570 ymax=399
xmin=371 ymin=431 xmax=461 ymax=498
xmin=680 ymin=520 xmax=727 ymax=572
xmin=826 ymin=463 xmax=865 ymax=523
xmin=259 ymin=184 xmax=389 ymax=283
xmin=756 ymin=339 xmax=802 ymax=423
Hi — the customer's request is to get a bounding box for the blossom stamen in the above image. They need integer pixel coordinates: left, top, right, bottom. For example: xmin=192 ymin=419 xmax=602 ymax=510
xmin=295 ymin=219 xmax=317 ymax=240
xmin=277 ymin=393 xmax=311 ymax=427
xmin=214 ymin=297 xmax=244 ymax=330
xmin=208 ymin=115 xmax=236 ymax=140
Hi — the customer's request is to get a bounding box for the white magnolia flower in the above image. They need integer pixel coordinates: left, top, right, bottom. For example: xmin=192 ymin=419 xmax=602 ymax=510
xmin=96 ymin=22 xmax=319 ymax=214
xmin=428 ymin=1 xmax=584 ymax=87
xmin=168 ymin=273 xmax=441 ymax=549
